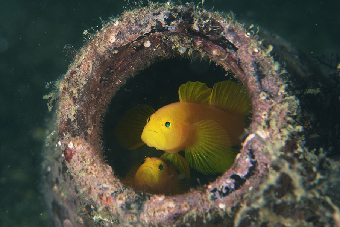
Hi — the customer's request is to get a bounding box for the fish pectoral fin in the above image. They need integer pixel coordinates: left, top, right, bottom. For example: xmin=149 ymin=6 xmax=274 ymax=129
xmin=178 ymin=81 xmax=212 ymax=104
xmin=115 ymin=104 xmax=155 ymax=150
xmin=210 ymin=80 xmax=251 ymax=116
xmin=160 ymin=153 xmax=190 ymax=179
xmin=185 ymin=120 xmax=237 ymax=174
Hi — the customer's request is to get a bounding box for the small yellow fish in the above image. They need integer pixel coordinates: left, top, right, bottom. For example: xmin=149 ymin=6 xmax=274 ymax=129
xmin=122 ymin=157 xmax=187 ymax=195
xmin=116 ymin=80 xmax=251 ymax=174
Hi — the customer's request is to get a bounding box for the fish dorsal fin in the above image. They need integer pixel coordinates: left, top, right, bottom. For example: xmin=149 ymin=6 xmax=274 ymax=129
xmin=115 ymin=104 xmax=155 ymax=150
xmin=185 ymin=120 xmax=237 ymax=174
xmin=121 ymin=159 xmax=143 ymax=187
xmin=160 ymin=153 xmax=190 ymax=179
xmin=210 ymin=80 xmax=251 ymax=116
xmin=179 ymin=81 xmax=212 ymax=104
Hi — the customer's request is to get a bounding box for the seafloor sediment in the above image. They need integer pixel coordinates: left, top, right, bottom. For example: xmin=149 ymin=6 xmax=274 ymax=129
xmin=42 ymin=3 xmax=340 ymax=226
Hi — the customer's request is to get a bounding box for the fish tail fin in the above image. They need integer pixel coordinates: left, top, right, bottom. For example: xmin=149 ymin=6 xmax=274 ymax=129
xmin=121 ymin=172 xmax=134 ymax=188
xmin=172 ymin=177 xmax=190 ymax=195
xmin=115 ymin=104 xmax=155 ymax=150
xmin=160 ymin=152 xmax=190 ymax=179
xmin=185 ymin=120 xmax=236 ymax=174
xmin=210 ymin=80 xmax=251 ymax=116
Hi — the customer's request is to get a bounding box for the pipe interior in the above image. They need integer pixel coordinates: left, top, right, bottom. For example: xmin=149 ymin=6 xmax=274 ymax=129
xmin=102 ymin=57 xmax=251 ymax=192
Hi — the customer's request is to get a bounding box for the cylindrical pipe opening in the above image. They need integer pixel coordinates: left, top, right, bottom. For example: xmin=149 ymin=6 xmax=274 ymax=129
xmin=44 ymin=3 xmax=300 ymax=226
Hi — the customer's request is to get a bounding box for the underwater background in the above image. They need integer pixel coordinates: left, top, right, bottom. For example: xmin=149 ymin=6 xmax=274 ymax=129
xmin=0 ymin=0 xmax=339 ymax=226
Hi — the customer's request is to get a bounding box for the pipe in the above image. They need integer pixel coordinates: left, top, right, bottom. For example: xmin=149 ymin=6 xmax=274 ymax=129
xmin=42 ymin=3 xmax=340 ymax=226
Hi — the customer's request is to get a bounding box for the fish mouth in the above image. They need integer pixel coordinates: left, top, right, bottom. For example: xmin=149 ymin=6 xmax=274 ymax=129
xmin=141 ymin=129 xmax=164 ymax=148
xmin=143 ymin=129 xmax=158 ymax=138
xmin=148 ymin=130 xmax=158 ymax=134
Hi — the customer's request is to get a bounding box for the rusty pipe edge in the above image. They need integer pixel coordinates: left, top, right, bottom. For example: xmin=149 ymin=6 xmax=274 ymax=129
xmin=42 ymin=3 xmax=339 ymax=227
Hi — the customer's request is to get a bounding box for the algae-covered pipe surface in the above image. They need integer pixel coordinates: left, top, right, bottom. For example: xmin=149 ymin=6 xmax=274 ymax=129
xmin=42 ymin=3 xmax=340 ymax=227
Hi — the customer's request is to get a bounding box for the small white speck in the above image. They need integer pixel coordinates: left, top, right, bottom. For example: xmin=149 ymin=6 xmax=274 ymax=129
xmin=219 ymin=203 xmax=226 ymax=209
xmin=178 ymin=47 xmax=187 ymax=54
xmin=155 ymin=195 xmax=165 ymax=201
xmin=242 ymin=133 xmax=255 ymax=147
xmin=109 ymin=34 xmax=116 ymax=43
xmin=144 ymin=40 xmax=151 ymax=48
xmin=168 ymin=201 xmax=175 ymax=208
xmin=236 ymin=153 xmax=242 ymax=160
xmin=259 ymin=92 xmax=267 ymax=100
xmin=256 ymin=130 xmax=269 ymax=140
xmin=68 ymin=142 xmax=74 ymax=149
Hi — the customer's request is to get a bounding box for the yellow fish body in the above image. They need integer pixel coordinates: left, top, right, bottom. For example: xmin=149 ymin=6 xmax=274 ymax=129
xmin=141 ymin=101 xmax=245 ymax=152
xmin=116 ymin=80 xmax=251 ymax=174
xmin=122 ymin=157 xmax=187 ymax=195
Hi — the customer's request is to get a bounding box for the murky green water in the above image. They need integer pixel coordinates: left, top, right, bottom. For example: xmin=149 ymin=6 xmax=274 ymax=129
xmin=0 ymin=0 xmax=338 ymax=226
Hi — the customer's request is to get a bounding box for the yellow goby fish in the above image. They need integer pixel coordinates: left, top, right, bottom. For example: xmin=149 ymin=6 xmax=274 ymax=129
xmin=122 ymin=157 xmax=188 ymax=195
xmin=116 ymin=80 xmax=251 ymax=174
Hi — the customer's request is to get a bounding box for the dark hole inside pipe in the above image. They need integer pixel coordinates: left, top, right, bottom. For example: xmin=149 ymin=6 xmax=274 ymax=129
xmin=102 ymin=57 xmax=249 ymax=192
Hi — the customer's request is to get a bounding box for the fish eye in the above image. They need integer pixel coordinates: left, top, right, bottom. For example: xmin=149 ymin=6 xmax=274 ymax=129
xmin=164 ymin=121 xmax=170 ymax=128
xmin=158 ymin=164 xmax=163 ymax=171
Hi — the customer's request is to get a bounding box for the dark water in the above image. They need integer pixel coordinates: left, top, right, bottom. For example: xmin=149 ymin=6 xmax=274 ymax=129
xmin=0 ymin=0 xmax=338 ymax=226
